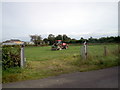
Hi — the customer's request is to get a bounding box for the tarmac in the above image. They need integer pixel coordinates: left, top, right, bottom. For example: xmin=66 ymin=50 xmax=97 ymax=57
xmin=2 ymin=66 xmax=119 ymax=88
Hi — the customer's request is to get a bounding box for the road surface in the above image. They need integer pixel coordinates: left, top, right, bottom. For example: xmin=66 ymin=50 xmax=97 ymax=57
xmin=2 ymin=66 xmax=119 ymax=88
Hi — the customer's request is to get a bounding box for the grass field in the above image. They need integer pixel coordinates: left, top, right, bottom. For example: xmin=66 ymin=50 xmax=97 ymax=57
xmin=2 ymin=44 xmax=119 ymax=83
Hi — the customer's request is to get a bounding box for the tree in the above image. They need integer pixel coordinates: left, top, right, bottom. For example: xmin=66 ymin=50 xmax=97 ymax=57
xmin=79 ymin=37 xmax=86 ymax=43
xmin=43 ymin=38 xmax=49 ymax=45
xmin=114 ymin=36 xmax=120 ymax=43
xmin=55 ymin=34 xmax=63 ymax=40
xmin=30 ymin=35 xmax=42 ymax=46
xmin=55 ymin=34 xmax=71 ymax=43
xmin=88 ymin=37 xmax=98 ymax=43
xmin=98 ymin=37 xmax=106 ymax=43
xmin=63 ymin=34 xmax=71 ymax=43
xmin=48 ymin=34 xmax=55 ymax=45
xmin=70 ymin=38 xmax=76 ymax=44
xmin=43 ymin=38 xmax=48 ymax=43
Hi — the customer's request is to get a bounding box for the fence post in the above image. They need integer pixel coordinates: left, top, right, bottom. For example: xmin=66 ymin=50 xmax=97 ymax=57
xmin=20 ymin=45 xmax=25 ymax=68
xmin=81 ymin=41 xmax=87 ymax=60
xmin=84 ymin=41 xmax=87 ymax=60
xmin=104 ymin=46 xmax=107 ymax=56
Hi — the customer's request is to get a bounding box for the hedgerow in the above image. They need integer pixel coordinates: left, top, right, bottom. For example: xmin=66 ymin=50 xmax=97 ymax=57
xmin=2 ymin=45 xmax=21 ymax=70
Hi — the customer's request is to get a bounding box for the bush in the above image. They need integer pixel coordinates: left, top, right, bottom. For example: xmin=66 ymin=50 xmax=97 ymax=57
xmin=2 ymin=45 xmax=21 ymax=70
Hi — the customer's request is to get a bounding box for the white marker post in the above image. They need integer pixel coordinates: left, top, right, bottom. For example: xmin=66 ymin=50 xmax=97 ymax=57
xmin=84 ymin=41 xmax=87 ymax=60
xmin=20 ymin=45 xmax=25 ymax=68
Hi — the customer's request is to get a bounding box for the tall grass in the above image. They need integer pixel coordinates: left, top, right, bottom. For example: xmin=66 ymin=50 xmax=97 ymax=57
xmin=72 ymin=44 xmax=119 ymax=71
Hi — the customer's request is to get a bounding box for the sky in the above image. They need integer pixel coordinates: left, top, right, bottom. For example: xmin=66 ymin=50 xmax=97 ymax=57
xmin=1 ymin=0 xmax=118 ymax=41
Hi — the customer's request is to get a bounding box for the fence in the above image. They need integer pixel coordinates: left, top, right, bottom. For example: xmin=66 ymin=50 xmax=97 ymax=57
xmin=80 ymin=42 xmax=119 ymax=60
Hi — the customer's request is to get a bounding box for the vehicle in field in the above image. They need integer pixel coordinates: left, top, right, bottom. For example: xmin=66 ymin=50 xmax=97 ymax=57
xmin=51 ymin=40 xmax=68 ymax=50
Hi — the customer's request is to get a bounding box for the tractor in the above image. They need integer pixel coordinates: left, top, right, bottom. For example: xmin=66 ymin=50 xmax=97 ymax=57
xmin=51 ymin=40 xmax=68 ymax=50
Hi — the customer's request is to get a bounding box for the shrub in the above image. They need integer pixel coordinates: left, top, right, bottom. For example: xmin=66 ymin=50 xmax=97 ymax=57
xmin=2 ymin=45 xmax=21 ymax=70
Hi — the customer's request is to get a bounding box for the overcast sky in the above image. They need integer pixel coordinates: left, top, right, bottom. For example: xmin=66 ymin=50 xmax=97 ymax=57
xmin=1 ymin=0 xmax=118 ymax=41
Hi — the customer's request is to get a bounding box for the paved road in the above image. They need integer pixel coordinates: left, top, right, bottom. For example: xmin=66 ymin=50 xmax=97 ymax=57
xmin=3 ymin=66 xmax=119 ymax=88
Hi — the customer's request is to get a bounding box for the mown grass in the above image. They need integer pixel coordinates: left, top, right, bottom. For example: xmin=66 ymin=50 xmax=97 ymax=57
xmin=24 ymin=45 xmax=80 ymax=61
xmin=2 ymin=44 xmax=120 ymax=83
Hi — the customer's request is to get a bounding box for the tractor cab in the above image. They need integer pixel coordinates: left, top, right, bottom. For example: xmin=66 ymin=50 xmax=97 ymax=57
xmin=55 ymin=40 xmax=62 ymax=44
xmin=51 ymin=40 xmax=68 ymax=50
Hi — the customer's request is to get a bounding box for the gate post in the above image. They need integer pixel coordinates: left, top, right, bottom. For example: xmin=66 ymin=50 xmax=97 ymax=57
xmin=20 ymin=45 xmax=25 ymax=68
xmin=84 ymin=41 xmax=87 ymax=60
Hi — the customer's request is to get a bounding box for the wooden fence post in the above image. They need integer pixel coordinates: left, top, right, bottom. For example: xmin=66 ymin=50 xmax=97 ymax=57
xmin=104 ymin=46 xmax=107 ymax=56
xmin=81 ymin=41 xmax=87 ymax=60
xmin=84 ymin=41 xmax=87 ymax=60
xmin=20 ymin=45 xmax=25 ymax=68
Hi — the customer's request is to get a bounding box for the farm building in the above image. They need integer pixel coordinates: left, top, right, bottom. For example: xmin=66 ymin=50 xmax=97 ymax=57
xmin=2 ymin=39 xmax=24 ymax=45
xmin=24 ymin=41 xmax=34 ymax=45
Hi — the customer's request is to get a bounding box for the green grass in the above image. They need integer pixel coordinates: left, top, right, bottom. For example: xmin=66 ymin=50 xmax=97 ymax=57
xmin=2 ymin=44 xmax=119 ymax=83
xmin=25 ymin=46 xmax=80 ymax=61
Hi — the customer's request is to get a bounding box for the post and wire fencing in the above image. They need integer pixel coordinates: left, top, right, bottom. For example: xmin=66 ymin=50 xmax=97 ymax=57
xmin=80 ymin=42 xmax=119 ymax=60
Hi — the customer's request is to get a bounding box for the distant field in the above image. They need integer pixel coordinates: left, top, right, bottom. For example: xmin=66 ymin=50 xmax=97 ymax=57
xmin=2 ymin=44 xmax=119 ymax=83
xmin=25 ymin=44 xmax=118 ymax=61
xmin=25 ymin=45 xmax=80 ymax=61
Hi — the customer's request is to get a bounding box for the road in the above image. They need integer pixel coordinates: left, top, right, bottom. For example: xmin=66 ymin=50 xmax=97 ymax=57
xmin=2 ymin=66 xmax=119 ymax=88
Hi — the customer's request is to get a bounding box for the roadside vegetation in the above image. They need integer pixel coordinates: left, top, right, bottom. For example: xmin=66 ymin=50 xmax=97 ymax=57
xmin=2 ymin=44 xmax=119 ymax=83
xmin=0 ymin=47 xmax=2 ymax=83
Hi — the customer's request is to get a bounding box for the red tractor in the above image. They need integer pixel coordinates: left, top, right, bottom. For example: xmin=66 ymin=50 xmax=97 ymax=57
xmin=51 ymin=40 xmax=68 ymax=50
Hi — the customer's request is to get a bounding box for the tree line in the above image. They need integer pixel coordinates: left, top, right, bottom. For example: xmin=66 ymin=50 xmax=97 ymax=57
xmin=29 ymin=34 xmax=120 ymax=46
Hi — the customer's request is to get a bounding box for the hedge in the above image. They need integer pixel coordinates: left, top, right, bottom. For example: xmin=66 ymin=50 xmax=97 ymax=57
xmin=2 ymin=45 xmax=21 ymax=70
